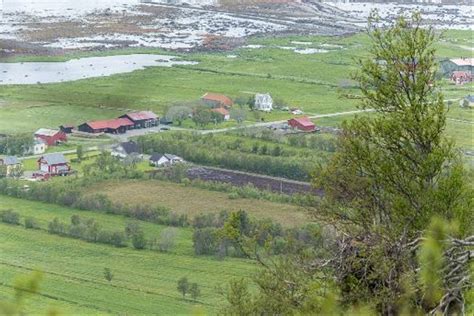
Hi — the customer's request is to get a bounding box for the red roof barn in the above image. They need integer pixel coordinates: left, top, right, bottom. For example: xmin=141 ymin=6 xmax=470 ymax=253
xmin=201 ymin=93 xmax=233 ymax=108
xmin=78 ymin=118 xmax=134 ymax=134
xmin=288 ymin=117 xmax=316 ymax=132
xmin=34 ymin=128 xmax=67 ymax=146
xmin=119 ymin=111 xmax=159 ymax=129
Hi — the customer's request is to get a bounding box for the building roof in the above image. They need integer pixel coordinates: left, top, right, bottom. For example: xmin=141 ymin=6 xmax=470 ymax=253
xmin=123 ymin=111 xmax=158 ymax=121
xmin=289 ymin=117 xmax=315 ymax=127
xmin=117 ymin=141 xmax=140 ymax=155
xmin=452 ymin=71 xmax=472 ymax=77
xmin=1 ymin=156 xmax=20 ymax=165
xmin=465 ymin=95 xmax=474 ymax=102
xmin=450 ymin=58 xmax=474 ymax=67
xmin=150 ymin=153 xmax=180 ymax=162
xmin=211 ymin=107 xmax=230 ymax=116
xmin=40 ymin=153 xmax=68 ymax=165
xmin=202 ymin=93 xmax=233 ymax=106
xmin=85 ymin=118 xmax=134 ymax=130
xmin=35 ymin=128 xmax=61 ymax=137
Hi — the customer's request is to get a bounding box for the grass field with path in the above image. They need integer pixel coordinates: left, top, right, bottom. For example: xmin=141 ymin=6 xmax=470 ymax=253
xmin=0 ymin=195 xmax=256 ymax=314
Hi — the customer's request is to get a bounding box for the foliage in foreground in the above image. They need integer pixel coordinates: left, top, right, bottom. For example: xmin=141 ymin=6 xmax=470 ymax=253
xmin=222 ymin=13 xmax=474 ymax=315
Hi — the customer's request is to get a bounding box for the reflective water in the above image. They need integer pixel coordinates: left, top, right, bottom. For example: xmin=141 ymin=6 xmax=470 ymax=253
xmin=0 ymin=54 xmax=197 ymax=85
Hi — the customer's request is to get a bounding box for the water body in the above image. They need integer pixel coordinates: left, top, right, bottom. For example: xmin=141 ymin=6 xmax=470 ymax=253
xmin=0 ymin=54 xmax=197 ymax=85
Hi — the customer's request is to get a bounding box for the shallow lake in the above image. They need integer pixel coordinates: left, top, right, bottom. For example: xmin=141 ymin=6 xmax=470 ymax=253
xmin=0 ymin=54 xmax=197 ymax=85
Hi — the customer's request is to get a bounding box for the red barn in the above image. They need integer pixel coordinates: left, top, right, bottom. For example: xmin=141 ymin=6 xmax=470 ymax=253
xmin=78 ymin=118 xmax=134 ymax=134
xmin=37 ymin=153 xmax=71 ymax=176
xmin=119 ymin=111 xmax=159 ymax=129
xmin=288 ymin=117 xmax=316 ymax=132
xmin=34 ymin=128 xmax=67 ymax=146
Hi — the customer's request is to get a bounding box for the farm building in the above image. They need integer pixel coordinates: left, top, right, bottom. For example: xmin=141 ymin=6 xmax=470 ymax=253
xmin=30 ymin=139 xmax=47 ymax=155
xmin=211 ymin=107 xmax=230 ymax=121
xmin=201 ymin=92 xmax=233 ymax=108
xmin=119 ymin=111 xmax=159 ymax=129
xmin=441 ymin=58 xmax=474 ymax=76
xmin=37 ymin=153 xmax=71 ymax=176
xmin=460 ymin=95 xmax=474 ymax=108
xmin=451 ymin=71 xmax=472 ymax=85
xmin=288 ymin=117 xmax=316 ymax=132
xmin=34 ymin=128 xmax=67 ymax=146
xmin=149 ymin=153 xmax=184 ymax=167
xmin=78 ymin=118 xmax=134 ymax=134
xmin=0 ymin=156 xmax=21 ymax=177
xmin=59 ymin=124 xmax=75 ymax=134
xmin=111 ymin=141 xmax=142 ymax=159
xmin=254 ymin=93 xmax=273 ymax=112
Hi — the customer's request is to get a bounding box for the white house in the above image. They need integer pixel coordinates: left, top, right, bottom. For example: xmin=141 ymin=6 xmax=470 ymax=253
xmin=149 ymin=153 xmax=184 ymax=167
xmin=31 ymin=139 xmax=47 ymax=155
xmin=254 ymin=93 xmax=273 ymax=112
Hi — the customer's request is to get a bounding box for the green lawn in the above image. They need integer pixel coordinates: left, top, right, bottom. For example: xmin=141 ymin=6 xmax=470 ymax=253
xmin=0 ymin=31 xmax=471 ymax=144
xmin=0 ymin=195 xmax=256 ymax=315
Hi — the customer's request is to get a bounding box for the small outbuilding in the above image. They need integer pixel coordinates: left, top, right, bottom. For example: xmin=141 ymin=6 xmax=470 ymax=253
xmin=37 ymin=153 xmax=71 ymax=176
xmin=149 ymin=153 xmax=184 ymax=167
xmin=288 ymin=117 xmax=316 ymax=132
xmin=211 ymin=107 xmax=230 ymax=121
xmin=31 ymin=139 xmax=47 ymax=155
xmin=59 ymin=124 xmax=75 ymax=134
xmin=460 ymin=95 xmax=474 ymax=108
xmin=201 ymin=92 xmax=233 ymax=108
xmin=34 ymin=128 xmax=67 ymax=146
xmin=119 ymin=111 xmax=159 ymax=129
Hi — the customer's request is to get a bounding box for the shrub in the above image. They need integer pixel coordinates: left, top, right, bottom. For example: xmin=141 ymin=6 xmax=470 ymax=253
xmin=1 ymin=209 xmax=20 ymax=225
xmin=24 ymin=217 xmax=40 ymax=229
xmin=131 ymin=231 xmax=147 ymax=250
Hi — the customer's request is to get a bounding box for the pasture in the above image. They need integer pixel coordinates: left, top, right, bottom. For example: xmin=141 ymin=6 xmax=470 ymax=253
xmin=0 ymin=195 xmax=256 ymax=314
xmin=0 ymin=30 xmax=471 ymax=135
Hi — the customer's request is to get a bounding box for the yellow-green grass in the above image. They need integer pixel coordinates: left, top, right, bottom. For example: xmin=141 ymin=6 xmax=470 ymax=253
xmin=445 ymin=120 xmax=474 ymax=151
xmin=82 ymin=179 xmax=312 ymax=227
xmin=0 ymin=103 xmax=123 ymax=134
xmin=0 ymin=195 xmax=256 ymax=314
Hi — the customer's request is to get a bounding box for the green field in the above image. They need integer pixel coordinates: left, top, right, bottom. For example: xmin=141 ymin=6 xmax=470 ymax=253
xmin=0 ymin=30 xmax=471 ymax=135
xmin=0 ymin=195 xmax=256 ymax=314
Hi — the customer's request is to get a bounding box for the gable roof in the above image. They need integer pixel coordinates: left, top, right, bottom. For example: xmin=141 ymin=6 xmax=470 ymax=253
xmin=290 ymin=117 xmax=315 ymax=127
xmin=202 ymin=93 xmax=233 ymax=106
xmin=1 ymin=156 xmax=20 ymax=165
xmin=211 ymin=107 xmax=230 ymax=116
xmin=40 ymin=153 xmax=68 ymax=165
xmin=149 ymin=153 xmax=180 ymax=162
xmin=465 ymin=95 xmax=474 ymax=102
xmin=450 ymin=58 xmax=474 ymax=67
xmin=35 ymin=128 xmax=61 ymax=137
xmin=85 ymin=118 xmax=134 ymax=130
xmin=123 ymin=111 xmax=158 ymax=121
xmin=118 ymin=141 xmax=140 ymax=154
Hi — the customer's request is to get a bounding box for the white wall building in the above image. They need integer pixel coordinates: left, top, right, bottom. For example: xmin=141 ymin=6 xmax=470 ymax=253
xmin=254 ymin=93 xmax=273 ymax=112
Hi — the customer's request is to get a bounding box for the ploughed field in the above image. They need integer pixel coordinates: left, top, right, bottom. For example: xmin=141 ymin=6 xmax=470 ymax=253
xmin=186 ymin=166 xmax=320 ymax=195
xmin=0 ymin=195 xmax=256 ymax=314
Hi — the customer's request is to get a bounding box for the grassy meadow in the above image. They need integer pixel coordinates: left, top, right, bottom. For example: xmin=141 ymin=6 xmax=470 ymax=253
xmin=0 ymin=195 xmax=256 ymax=314
xmin=0 ymin=30 xmax=471 ymax=136
xmin=82 ymin=179 xmax=311 ymax=227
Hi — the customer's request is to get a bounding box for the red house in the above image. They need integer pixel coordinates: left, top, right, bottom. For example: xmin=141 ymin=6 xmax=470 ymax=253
xmin=201 ymin=92 xmax=233 ymax=108
xmin=288 ymin=117 xmax=316 ymax=132
xmin=451 ymin=71 xmax=472 ymax=85
xmin=37 ymin=153 xmax=71 ymax=176
xmin=34 ymin=128 xmax=67 ymax=146
xmin=78 ymin=118 xmax=134 ymax=134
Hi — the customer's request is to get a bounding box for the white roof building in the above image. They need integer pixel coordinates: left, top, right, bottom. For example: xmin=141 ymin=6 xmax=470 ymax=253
xmin=254 ymin=93 xmax=273 ymax=112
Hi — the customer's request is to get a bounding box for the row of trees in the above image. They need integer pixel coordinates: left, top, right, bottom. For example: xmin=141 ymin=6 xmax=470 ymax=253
xmin=0 ymin=134 xmax=33 ymax=156
xmin=138 ymin=134 xmax=318 ymax=181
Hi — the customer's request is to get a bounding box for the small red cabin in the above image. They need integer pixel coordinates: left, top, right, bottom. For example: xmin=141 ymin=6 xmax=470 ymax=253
xmin=34 ymin=128 xmax=67 ymax=146
xmin=288 ymin=117 xmax=316 ymax=132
